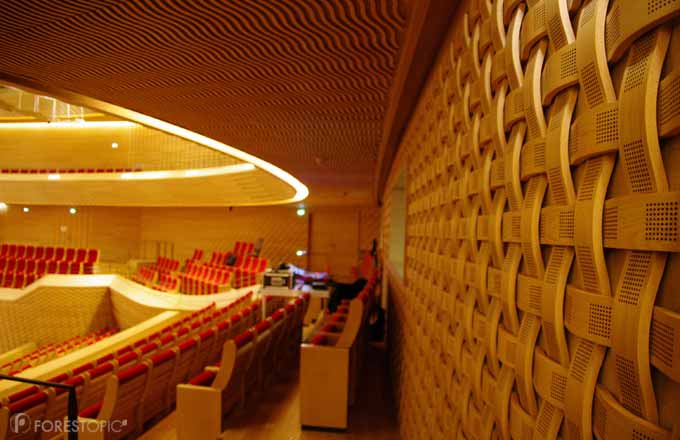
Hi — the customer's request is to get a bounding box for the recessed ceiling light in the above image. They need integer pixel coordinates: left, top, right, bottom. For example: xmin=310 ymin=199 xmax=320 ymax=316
xmin=0 ymin=202 xmax=8 ymax=210
xmin=23 ymin=207 xmax=29 ymax=213
xmin=111 ymin=142 xmax=119 ymax=149
xmin=69 ymin=207 xmax=77 ymax=215
xmin=295 ymin=250 xmax=307 ymax=257
xmin=296 ymin=207 xmax=306 ymax=217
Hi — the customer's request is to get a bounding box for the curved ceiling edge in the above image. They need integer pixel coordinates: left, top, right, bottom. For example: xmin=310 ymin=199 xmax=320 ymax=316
xmin=0 ymin=75 xmax=309 ymax=205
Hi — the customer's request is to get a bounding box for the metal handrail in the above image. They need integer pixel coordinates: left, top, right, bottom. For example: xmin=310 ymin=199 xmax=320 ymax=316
xmin=0 ymin=374 xmax=77 ymax=440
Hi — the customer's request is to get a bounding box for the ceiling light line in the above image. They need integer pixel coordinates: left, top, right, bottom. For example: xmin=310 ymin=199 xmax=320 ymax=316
xmin=0 ymin=121 xmax=135 ymax=129
xmin=0 ymin=76 xmax=309 ymax=204
xmin=0 ymin=164 xmax=257 ymax=182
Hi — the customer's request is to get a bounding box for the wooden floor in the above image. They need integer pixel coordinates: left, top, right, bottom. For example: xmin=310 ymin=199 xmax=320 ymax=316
xmin=140 ymin=344 xmax=401 ymax=440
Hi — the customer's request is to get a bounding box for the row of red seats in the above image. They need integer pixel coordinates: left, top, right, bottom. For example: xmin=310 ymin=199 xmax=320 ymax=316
xmin=0 ymin=259 xmax=82 ymax=277
xmin=151 ymin=256 xmax=180 ymax=274
xmin=0 ymin=328 xmax=119 ymax=376
xmin=179 ymin=251 xmax=268 ymax=295
xmin=300 ymin=277 xmax=376 ymax=430
xmin=132 ymin=268 xmax=181 ymax=293
xmin=0 ymin=244 xmax=99 ymax=266
xmin=152 ymin=273 xmax=180 ymax=293
xmin=0 ymin=261 xmax=86 ymax=289
xmin=204 ymin=240 xmax=255 ymax=267
xmin=188 ymin=249 xmax=204 ymax=262
xmin=0 ymin=272 xmax=37 ymax=289
xmin=0 ymin=168 xmax=143 ymax=174
xmin=308 ymin=275 xmax=378 ymax=347
xmin=130 ymin=257 xmax=181 ymax=290
xmin=233 ymin=241 xmax=255 ymax=256
xmin=179 ymin=262 xmax=232 ymax=295
xmin=206 ymin=250 xmax=236 ymax=267
xmin=131 ymin=266 xmax=156 ymax=285
xmin=177 ymin=294 xmax=309 ymax=438
xmin=132 ymin=244 xmax=265 ymax=295
xmin=231 ymin=255 xmax=269 ymax=288
xmin=0 ymin=293 xmax=258 ymax=440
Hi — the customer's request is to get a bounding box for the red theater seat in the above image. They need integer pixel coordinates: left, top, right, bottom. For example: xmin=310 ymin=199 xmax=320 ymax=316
xmin=12 ymin=274 xmax=25 ymax=289
xmin=57 ymin=260 xmax=69 ymax=274
xmin=310 ymin=334 xmax=328 ymax=346
xmin=54 ymin=247 xmax=65 ymax=261
xmin=2 ymin=273 xmax=13 ymax=288
xmin=140 ymin=349 xmax=178 ymax=424
xmin=79 ymin=402 xmax=102 ymax=419
xmin=190 ymin=249 xmax=204 ymax=261
xmin=36 ymin=260 xmax=46 ymax=276
xmin=15 ymin=259 xmax=26 ymax=274
xmin=25 ymin=274 xmax=36 ymax=286
xmin=75 ymin=248 xmax=87 ymax=263
xmin=68 ymin=262 xmax=81 ymax=274
xmin=46 ymin=260 xmax=58 ymax=274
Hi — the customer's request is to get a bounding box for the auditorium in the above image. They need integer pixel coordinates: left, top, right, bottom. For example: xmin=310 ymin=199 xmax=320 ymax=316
xmin=0 ymin=0 xmax=679 ymax=439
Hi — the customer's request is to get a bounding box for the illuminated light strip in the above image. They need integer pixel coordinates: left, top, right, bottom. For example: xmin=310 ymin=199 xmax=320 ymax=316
xmin=0 ymin=121 xmax=135 ymax=128
xmin=120 ymin=171 xmax=171 ymax=180
xmin=0 ymin=164 xmax=256 ymax=182
xmin=119 ymin=164 xmax=254 ymax=180
xmin=181 ymin=163 xmax=255 ymax=178
xmin=0 ymin=77 xmax=309 ymax=204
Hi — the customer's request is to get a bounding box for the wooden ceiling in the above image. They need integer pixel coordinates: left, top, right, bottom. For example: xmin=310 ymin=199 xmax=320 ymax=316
xmin=0 ymin=0 xmax=427 ymax=205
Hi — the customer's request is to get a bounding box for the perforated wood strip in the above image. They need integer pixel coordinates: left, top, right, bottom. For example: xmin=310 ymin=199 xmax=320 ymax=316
xmin=383 ymin=0 xmax=680 ymax=439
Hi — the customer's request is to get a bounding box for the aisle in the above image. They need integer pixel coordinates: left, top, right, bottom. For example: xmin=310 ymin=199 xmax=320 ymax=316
xmin=140 ymin=344 xmax=400 ymax=440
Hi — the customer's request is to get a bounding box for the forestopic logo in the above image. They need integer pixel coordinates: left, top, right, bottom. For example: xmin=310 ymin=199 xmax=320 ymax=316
xmin=10 ymin=413 xmax=31 ymax=434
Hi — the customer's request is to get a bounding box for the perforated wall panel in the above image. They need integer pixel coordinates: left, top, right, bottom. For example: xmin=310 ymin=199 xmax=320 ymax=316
xmin=383 ymin=0 xmax=680 ymax=439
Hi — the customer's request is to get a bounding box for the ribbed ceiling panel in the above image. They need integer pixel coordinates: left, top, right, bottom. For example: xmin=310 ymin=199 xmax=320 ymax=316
xmin=0 ymin=0 xmax=410 ymax=204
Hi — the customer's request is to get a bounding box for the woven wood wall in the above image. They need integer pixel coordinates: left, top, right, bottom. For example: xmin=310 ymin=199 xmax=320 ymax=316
xmin=383 ymin=0 xmax=680 ymax=439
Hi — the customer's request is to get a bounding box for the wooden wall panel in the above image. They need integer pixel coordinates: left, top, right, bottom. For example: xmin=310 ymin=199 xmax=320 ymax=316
xmin=0 ymin=205 xmax=378 ymax=281
xmin=358 ymin=208 xmax=381 ymax=253
xmin=139 ymin=206 xmax=309 ymax=268
xmin=382 ymin=1 xmax=680 ymax=439
xmin=0 ymin=206 xmax=141 ymax=262
xmin=309 ymin=208 xmax=361 ymax=281
xmin=0 ymin=286 xmax=114 ymax=352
